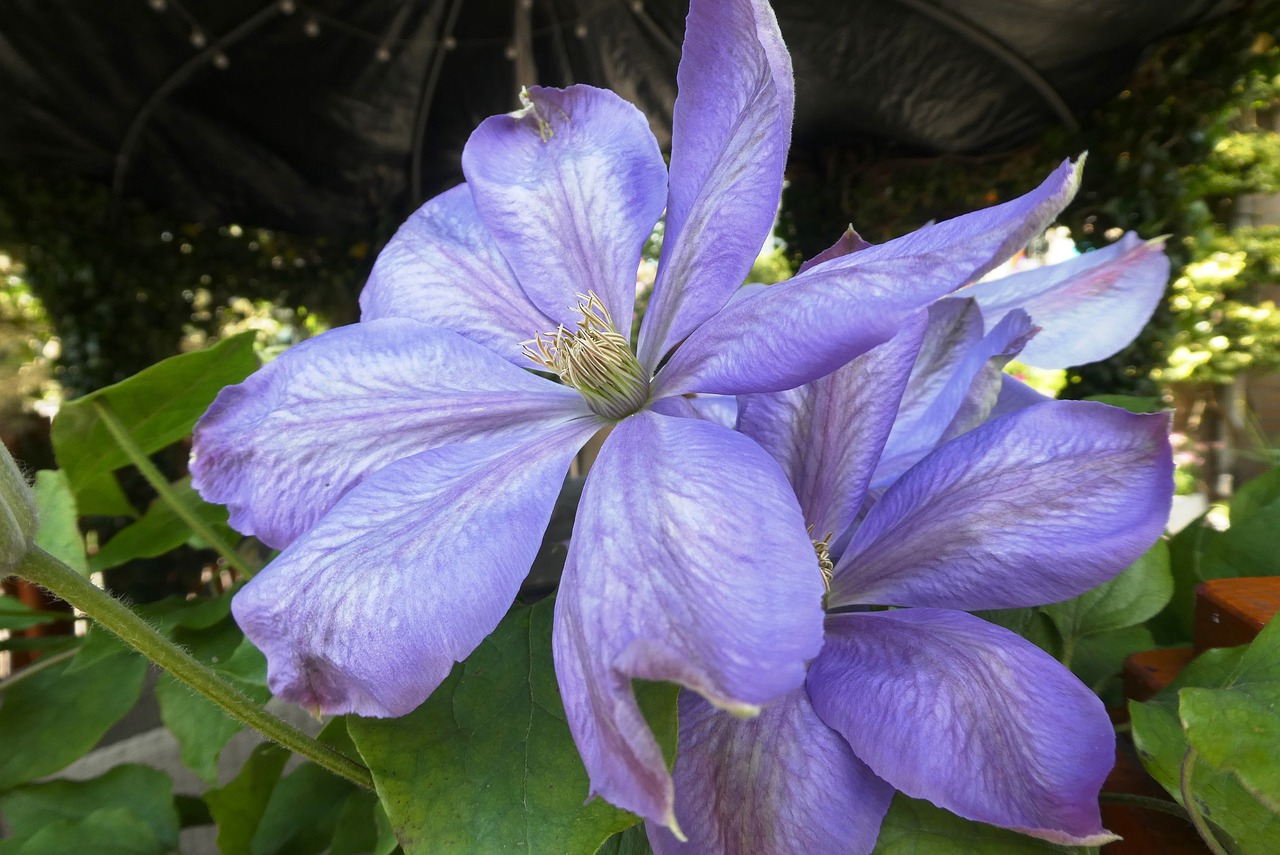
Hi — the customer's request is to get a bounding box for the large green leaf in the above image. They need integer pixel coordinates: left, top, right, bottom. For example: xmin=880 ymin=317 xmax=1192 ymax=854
xmin=1180 ymin=617 xmax=1280 ymax=811
xmin=0 ymin=765 xmax=180 ymax=851
xmin=50 ymin=331 xmax=258 ymax=516
xmin=32 ymin=469 xmax=86 ymax=575
xmin=349 ymin=599 xmax=679 ymax=855
xmin=90 ymin=476 xmax=234 ymax=572
xmin=1129 ymin=630 xmax=1280 ymax=854
xmin=1130 ymin=700 xmax=1280 ymax=854
xmin=870 ymin=795 xmax=1095 ymax=854
xmin=0 ymin=645 xmax=147 ymax=790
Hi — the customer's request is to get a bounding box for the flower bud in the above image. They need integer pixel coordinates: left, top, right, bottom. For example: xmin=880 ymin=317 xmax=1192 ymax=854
xmin=0 ymin=444 xmax=37 ymax=576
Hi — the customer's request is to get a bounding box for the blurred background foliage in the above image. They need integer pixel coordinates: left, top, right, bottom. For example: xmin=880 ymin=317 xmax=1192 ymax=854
xmin=0 ymin=0 xmax=1277 ymax=477
xmin=783 ymin=0 xmax=1280 ymax=399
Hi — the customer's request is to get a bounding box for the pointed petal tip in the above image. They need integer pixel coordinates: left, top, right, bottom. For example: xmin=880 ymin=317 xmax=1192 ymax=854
xmin=1008 ymin=823 xmax=1120 ymax=848
xmin=708 ymin=697 xmax=762 ymax=719
xmin=664 ymin=814 xmax=688 ymax=843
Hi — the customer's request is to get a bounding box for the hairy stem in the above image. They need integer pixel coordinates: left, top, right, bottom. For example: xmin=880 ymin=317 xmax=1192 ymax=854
xmin=92 ymin=398 xmax=255 ymax=578
xmin=14 ymin=547 xmax=372 ymax=790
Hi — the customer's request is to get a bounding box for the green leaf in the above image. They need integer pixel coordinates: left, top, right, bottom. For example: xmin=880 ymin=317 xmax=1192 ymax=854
xmin=372 ymin=803 xmax=401 ymax=855
xmin=1129 ymin=630 xmax=1280 ymax=855
xmin=149 ymin=609 xmax=266 ymax=785
xmin=0 ymin=645 xmax=147 ymax=790
xmin=1071 ymin=624 xmax=1156 ymax=705
xmin=205 ymin=742 xmax=291 ymax=855
xmin=0 ymin=633 xmax=80 ymax=654
xmin=1227 ymin=468 xmax=1280 ymax=524
xmin=32 ymin=469 xmax=86 ymax=575
xmin=250 ymin=761 xmax=359 ymax=855
xmin=90 ymin=476 xmax=234 ymax=572
xmin=1180 ymin=617 xmax=1280 ymax=811
xmin=349 ymin=599 xmax=680 ymax=855
xmin=1130 ymin=700 xmax=1280 ymax=854
xmin=0 ymin=807 xmax=167 ymax=855
xmin=595 ymin=825 xmax=654 ymax=855
xmin=50 ymin=331 xmax=258 ymax=516
xmin=0 ymin=765 xmax=180 ymax=851
xmin=1152 ymin=512 xmax=1224 ymax=644
xmin=1042 ymin=541 xmax=1172 ymax=696
xmin=0 ymin=594 xmax=74 ymax=631
xmin=870 ymin=794 xmax=1095 ymax=854
xmin=328 ymin=790 xmax=381 ymax=855
xmin=155 ymin=668 xmax=269 ymax=785
xmin=1044 ymin=541 xmax=1172 ymax=644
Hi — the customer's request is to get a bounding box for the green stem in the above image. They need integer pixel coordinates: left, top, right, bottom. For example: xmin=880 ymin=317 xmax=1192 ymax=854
xmin=1180 ymin=748 xmax=1231 ymax=855
xmin=0 ymin=646 xmax=79 ymax=692
xmin=92 ymin=398 xmax=256 ymax=579
xmin=1098 ymin=791 xmax=1192 ymax=822
xmin=15 ymin=547 xmax=373 ymax=790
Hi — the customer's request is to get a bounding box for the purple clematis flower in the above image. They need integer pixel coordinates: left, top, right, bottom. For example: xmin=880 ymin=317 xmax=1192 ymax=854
xmin=193 ymin=0 xmax=1088 ymax=832
xmin=648 ymin=299 xmax=1175 ymax=853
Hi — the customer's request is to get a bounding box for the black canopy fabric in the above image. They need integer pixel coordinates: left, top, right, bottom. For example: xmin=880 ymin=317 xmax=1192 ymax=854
xmin=0 ymin=0 xmax=1235 ymax=234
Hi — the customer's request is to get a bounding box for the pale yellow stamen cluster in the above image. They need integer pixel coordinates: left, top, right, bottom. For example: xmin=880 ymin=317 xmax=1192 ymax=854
xmin=523 ymin=292 xmax=650 ymax=420
xmin=809 ymin=525 xmax=835 ymax=593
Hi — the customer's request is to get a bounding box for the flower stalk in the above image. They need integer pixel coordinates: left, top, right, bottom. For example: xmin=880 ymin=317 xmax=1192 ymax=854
xmin=92 ymin=398 xmax=256 ymax=578
xmin=14 ymin=545 xmax=373 ymax=791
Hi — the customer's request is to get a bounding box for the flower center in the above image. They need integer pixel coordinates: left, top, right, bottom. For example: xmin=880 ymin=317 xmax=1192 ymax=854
xmin=524 ymin=291 xmax=650 ymax=420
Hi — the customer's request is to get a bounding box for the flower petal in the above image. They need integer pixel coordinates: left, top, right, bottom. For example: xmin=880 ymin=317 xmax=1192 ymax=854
xmin=687 ymin=394 xmax=741 ymax=429
xmin=231 ymin=421 xmax=596 ymax=718
xmin=191 ymin=318 xmax=592 ymax=548
xmin=961 ymin=232 xmax=1169 ymax=368
xmin=795 ymin=226 xmax=873 ymax=275
xmin=873 ymin=300 xmax=1034 ymax=486
xmin=636 ymin=0 xmax=793 ymax=369
xmin=653 ymin=159 xmax=1082 ymax=397
xmin=462 ymin=84 xmax=667 ymax=330
xmin=648 ymin=690 xmax=894 ymax=855
xmin=359 ymin=184 xmax=555 ymax=364
xmin=810 ymin=610 xmax=1118 ymax=846
xmin=831 ymin=400 xmax=1173 ymax=610
xmin=737 ymin=310 xmax=927 ymax=542
xmin=553 ymin=409 xmax=825 ymax=829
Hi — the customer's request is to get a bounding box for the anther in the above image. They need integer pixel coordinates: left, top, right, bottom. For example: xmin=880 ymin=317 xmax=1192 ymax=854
xmin=523 ymin=292 xmax=650 ymax=420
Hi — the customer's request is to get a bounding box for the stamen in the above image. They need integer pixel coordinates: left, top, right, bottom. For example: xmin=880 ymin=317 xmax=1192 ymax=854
xmin=523 ymin=292 xmax=650 ymax=420
xmin=809 ymin=525 xmax=835 ymax=593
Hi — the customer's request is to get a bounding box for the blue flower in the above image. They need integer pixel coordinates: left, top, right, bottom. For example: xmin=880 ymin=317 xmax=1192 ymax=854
xmin=650 ymin=271 xmax=1173 ymax=853
xmin=194 ymin=0 xmax=1087 ymax=832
